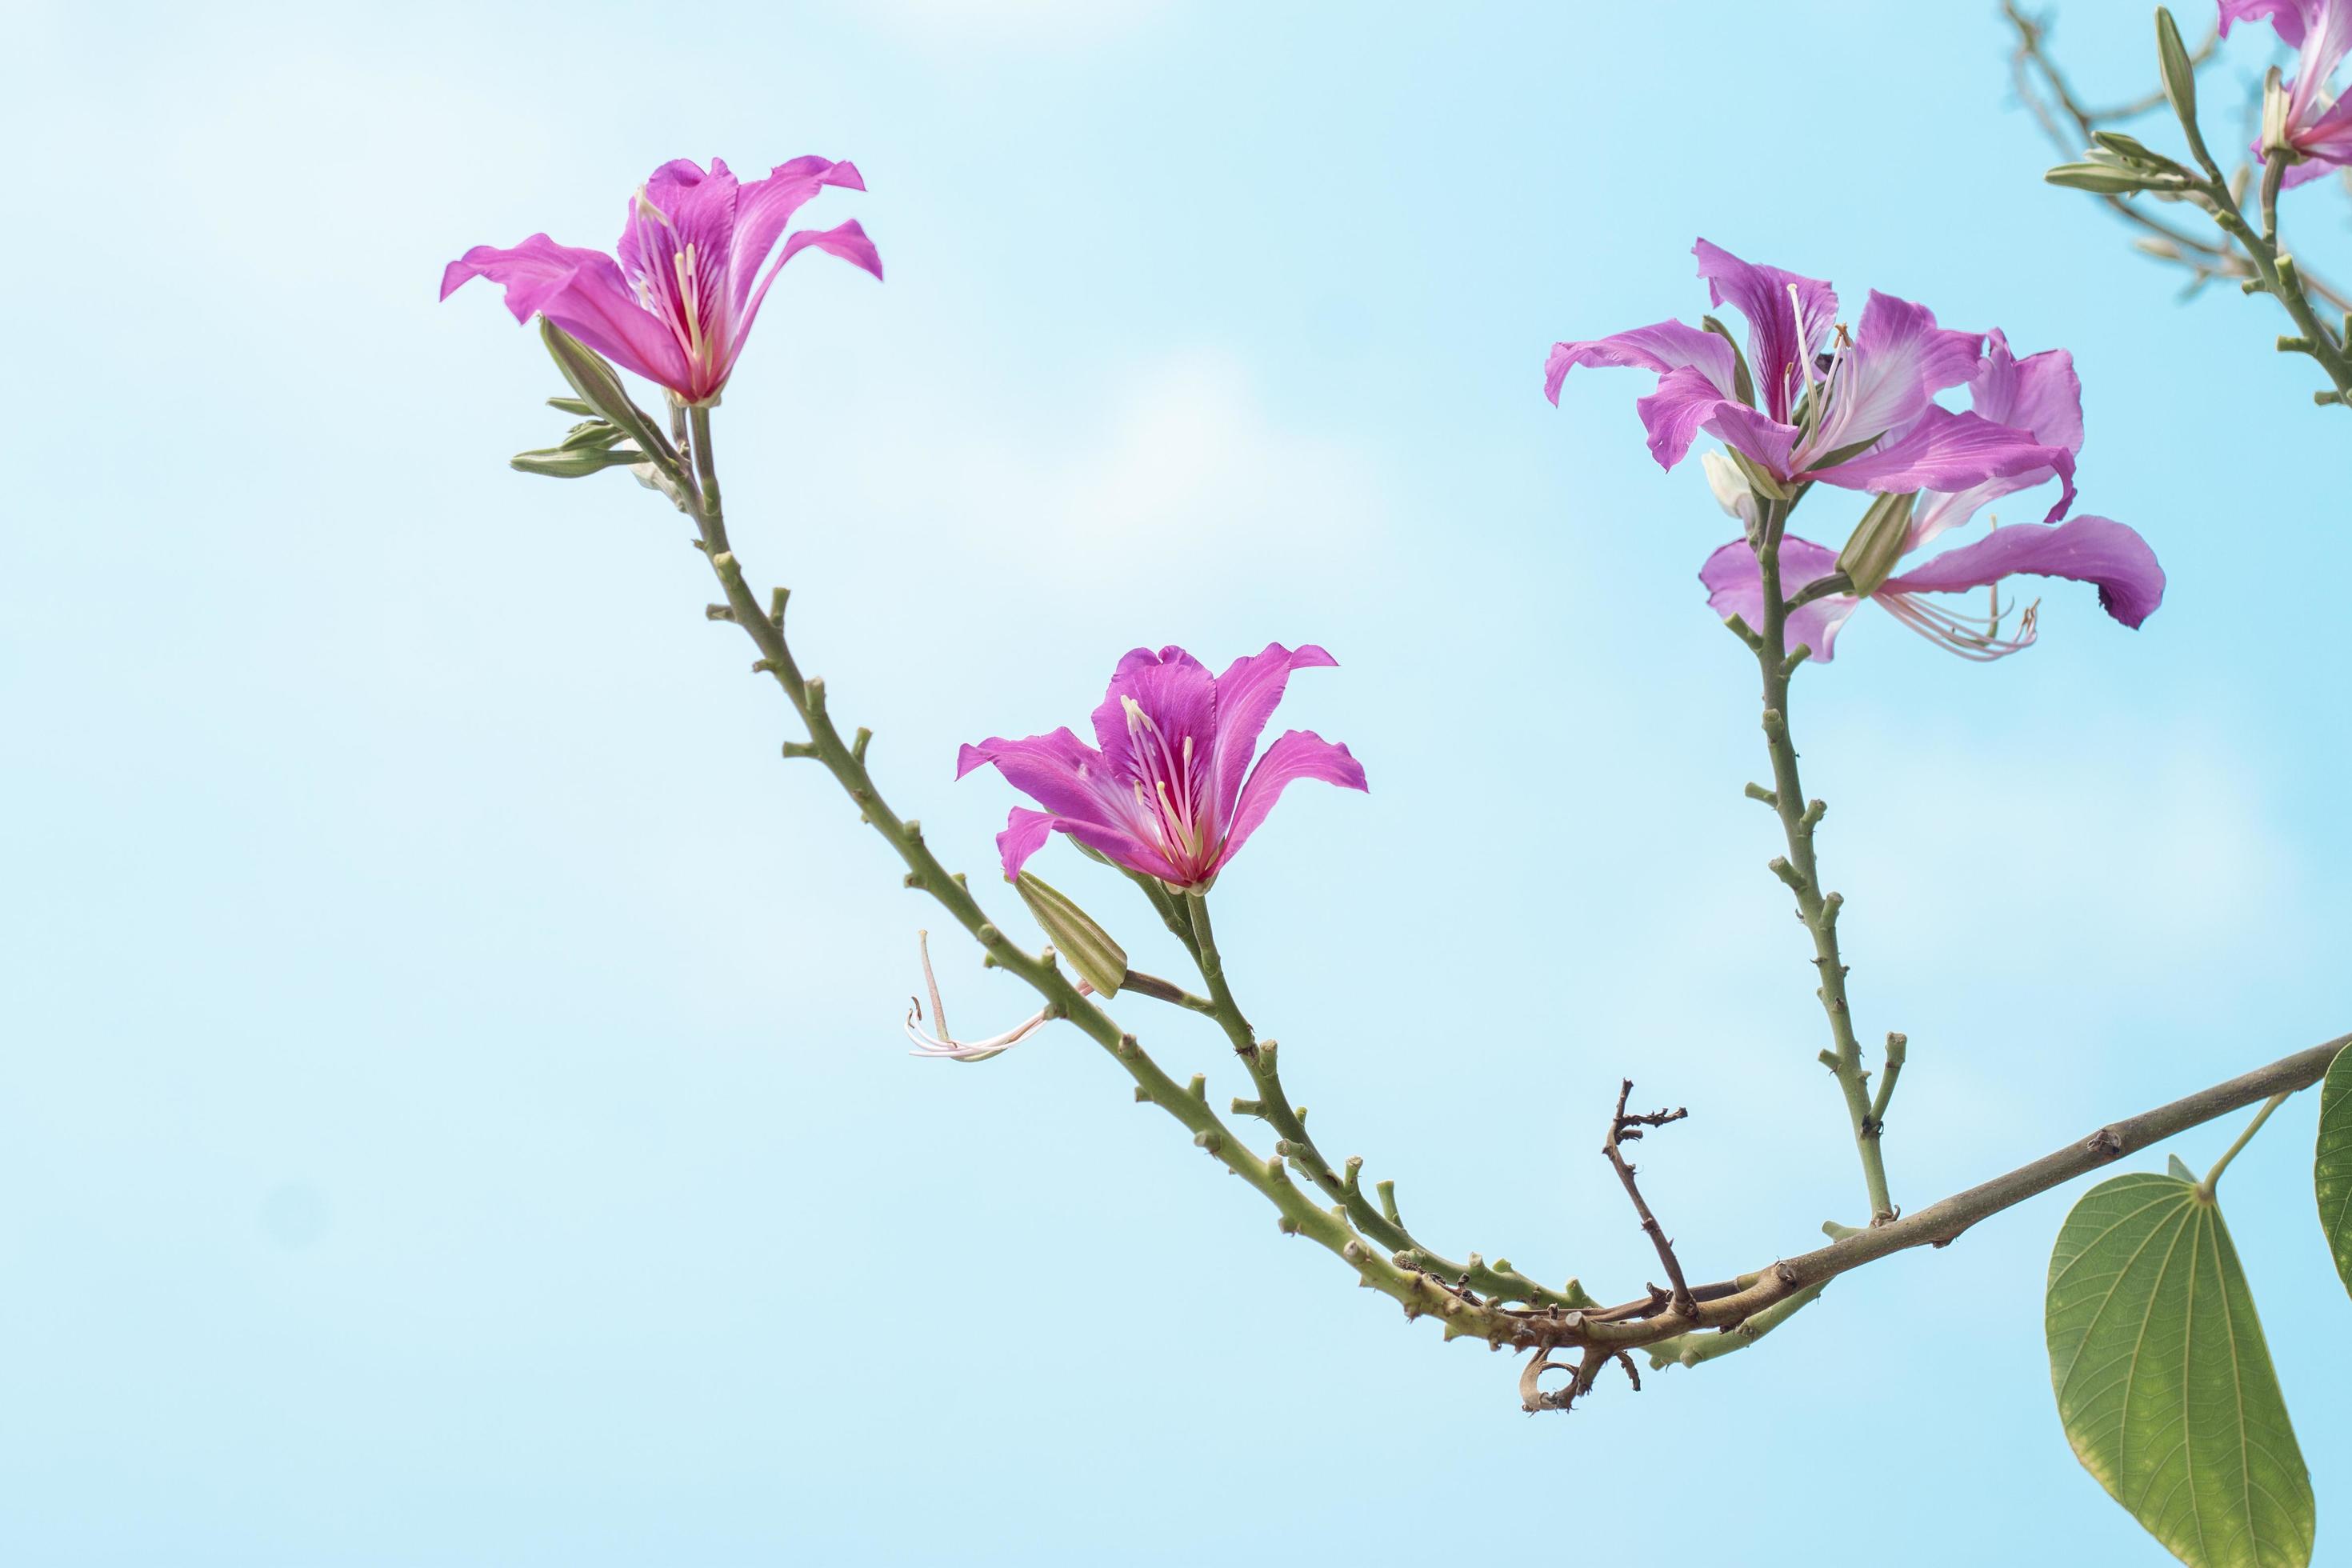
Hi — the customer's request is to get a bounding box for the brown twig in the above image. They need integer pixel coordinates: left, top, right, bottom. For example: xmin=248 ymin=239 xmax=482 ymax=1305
xmin=1602 ymin=1079 xmax=1695 ymax=1319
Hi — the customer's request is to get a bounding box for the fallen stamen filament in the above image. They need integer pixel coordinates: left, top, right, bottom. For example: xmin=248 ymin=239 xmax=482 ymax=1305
xmin=905 ymin=930 xmax=1095 ymax=1062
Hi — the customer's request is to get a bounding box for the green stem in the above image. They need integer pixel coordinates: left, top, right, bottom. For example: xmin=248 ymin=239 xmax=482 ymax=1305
xmin=677 ymin=403 xmax=1574 ymax=1345
xmin=2194 ymin=154 xmax=2352 ymax=406
xmin=1644 ymin=1281 xmax=1828 ymax=1371
xmin=1179 ymin=890 xmax=1591 ymax=1309
xmin=1120 ymin=968 xmax=1218 ymax=1015
xmin=1750 ymin=499 xmax=1895 ymax=1225
xmin=2198 ymin=1090 xmax=2289 ymax=1199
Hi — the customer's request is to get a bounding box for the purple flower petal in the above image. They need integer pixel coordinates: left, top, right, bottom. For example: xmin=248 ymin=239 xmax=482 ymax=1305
xmin=726 ymin=158 xmax=868 ymax=318
xmin=1215 ymin=730 xmax=1367 ymax=874
xmin=2219 ymin=0 xmax=2314 ymax=46
xmin=439 ymin=234 xmax=693 ymax=390
xmin=1207 ymin=643 xmax=1338 ymax=826
xmin=1814 ymin=406 xmax=2077 ymax=520
xmin=730 ymin=220 xmax=884 ymax=370
xmin=1698 ymin=535 xmax=1862 ymax=662
xmin=1636 ymin=365 xmax=1746 ymax=470
xmin=1882 ymin=515 xmax=2166 ymax=629
xmin=1804 ymin=290 xmax=1982 ymax=461
xmin=1699 ymin=399 xmax=1803 ymax=482
xmin=1968 ymin=328 xmax=2085 ymax=451
xmin=995 ymin=806 xmax=1059 ymax=882
xmin=955 ymin=726 xmax=1130 ymax=829
xmin=1090 ymin=646 xmax=1218 ymax=786
xmin=1909 ymin=330 xmax=2084 ymax=547
xmin=994 ymin=806 xmax=1182 ymax=885
xmin=1544 ymin=320 xmax=1738 ymax=405
xmin=1694 ymin=239 xmax=1838 ymax=422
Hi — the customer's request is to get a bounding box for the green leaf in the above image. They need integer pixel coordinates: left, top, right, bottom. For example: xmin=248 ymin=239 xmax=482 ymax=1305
xmin=2170 ymin=1154 xmax=2197 ymax=1182
xmin=2046 ymin=1172 xmax=2313 ymax=1567
xmin=2314 ymin=1043 xmax=2352 ymax=1298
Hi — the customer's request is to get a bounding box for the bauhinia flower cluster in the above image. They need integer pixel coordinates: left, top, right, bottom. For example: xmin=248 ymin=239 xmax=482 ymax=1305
xmin=445 ymin=130 xmax=2350 ymax=1568
xmin=1546 ymin=239 xmax=2165 ymax=662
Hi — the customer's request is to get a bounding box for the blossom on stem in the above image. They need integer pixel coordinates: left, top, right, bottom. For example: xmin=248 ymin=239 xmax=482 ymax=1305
xmin=441 ymin=157 xmax=881 ymax=404
xmin=1698 ymin=333 xmax=2164 ymax=662
xmin=957 ymin=643 xmax=1366 ymax=890
xmin=1545 ymin=240 xmax=2077 ymax=518
xmin=2222 ymin=1 xmax=2352 ymax=182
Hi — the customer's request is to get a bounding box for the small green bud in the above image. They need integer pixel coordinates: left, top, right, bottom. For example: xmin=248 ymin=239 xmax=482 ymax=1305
xmin=558 ymin=419 xmax=626 ymax=451
xmin=2044 ymin=162 xmax=2164 ymax=195
xmin=509 ymin=444 xmax=650 ymax=478
xmin=2089 ymin=130 xmax=2171 ymax=169
xmin=1834 ymin=490 xmax=1918 ymax=596
xmin=1013 ymin=873 xmax=1128 ymax=998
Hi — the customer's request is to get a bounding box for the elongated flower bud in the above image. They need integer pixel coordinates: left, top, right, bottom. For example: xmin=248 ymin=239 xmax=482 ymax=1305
xmin=510 ymin=443 xmax=650 ymax=478
xmin=1014 ymin=874 xmax=1128 ymax=997
xmin=1834 ymin=490 xmax=1918 ymax=597
xmin=2154 ymin=9 xmax=2198 ymax=137
xmin=538 ymin=320 xmax=673 ymax=466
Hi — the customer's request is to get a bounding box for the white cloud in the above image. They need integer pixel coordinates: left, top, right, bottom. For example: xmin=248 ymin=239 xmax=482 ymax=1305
xmin=867 ymin=348 xmax=1391 ymax=595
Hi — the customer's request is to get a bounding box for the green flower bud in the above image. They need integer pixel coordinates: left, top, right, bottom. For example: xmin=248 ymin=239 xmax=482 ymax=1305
xmin=2154 ymin=9 xmax=2200 ymax=146
xmin=558 ymin=419 xmax=627 ymax=451
xmin=510 ymin=444 xmax=650 ymax=478
xmin=2045 ymin=162 xmax=2164 ymax=195
xmin=1834 ymin=490 xmax=1918 ymax=597
xmin=538 ymin=320 xmax=673 ymax=468
xmin=1014 ymin=873 xmax=1128 ymax=998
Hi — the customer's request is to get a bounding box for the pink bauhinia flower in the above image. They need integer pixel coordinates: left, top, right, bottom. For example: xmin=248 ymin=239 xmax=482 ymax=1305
xmin=1546 ymin=240 xmax=2077 ymax=518
xmin=1698 ymin=332 xmax=2165 ymax=662
xmin=2222 ymin=0 xmax=2352 ymax=182
xmin=957 ymin=644 xmax=1366 ymax=890
xmin=440 ymin=156 xmax=881 ymax=405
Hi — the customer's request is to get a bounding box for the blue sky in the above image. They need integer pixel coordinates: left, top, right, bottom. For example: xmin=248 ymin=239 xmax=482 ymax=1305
xmin=6 ymin=0 xmax=2349 ymax=1562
